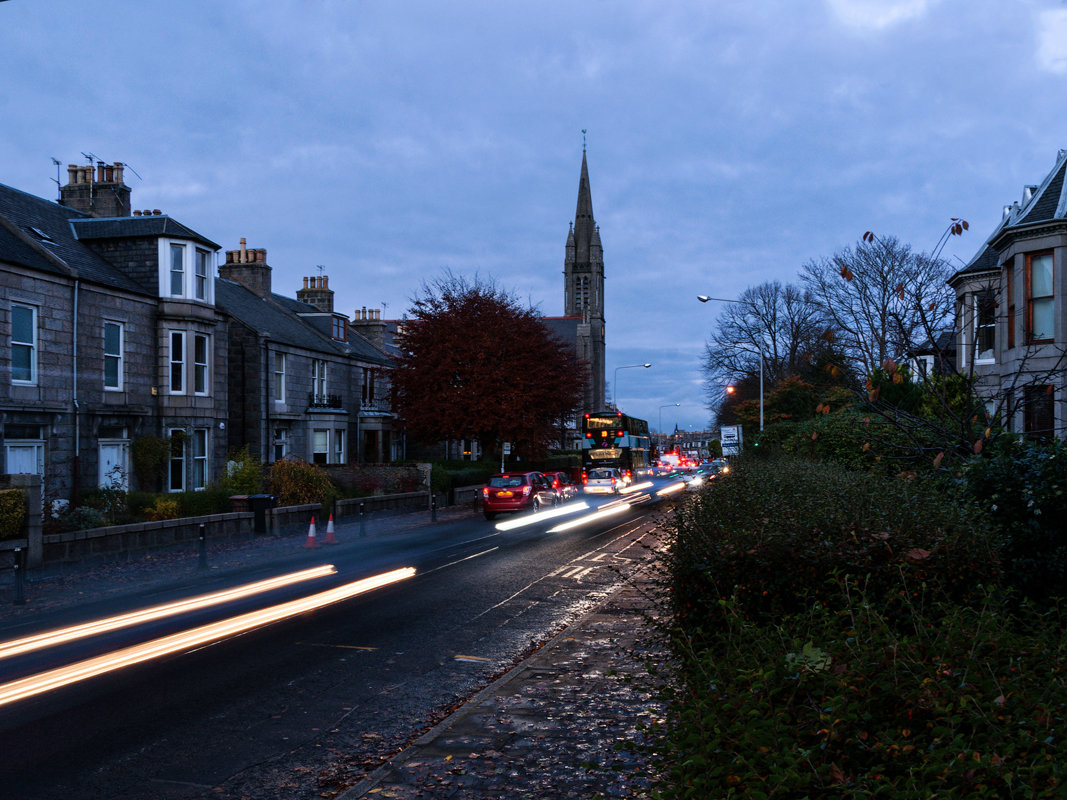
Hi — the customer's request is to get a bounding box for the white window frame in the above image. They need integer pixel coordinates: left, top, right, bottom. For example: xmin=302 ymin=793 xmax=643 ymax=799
xmin=973 ymin=292 xmax=996 ymax=365
xmin=312 ymin=428 xmax=329 ymax=465
xmin=273 ymin=427 xmax=289 ymax=461
xmin=11 ymin=303 xmax=38 ymax=385
xmin=192 ymin=428 xmax=208 ymax=490
xmin=273 ymin=352 xmax=286 ymax=404
xmin=169 ymin=331 xmax=186 ymax=393
xmin=168 ymin=428 xmax=186 ymax=493
xmin=169 ymin=243 xmax=185 ymax=297
xmin=195 ymin=249 xmax=210 ymax=301
xmin=104 ymin=320 xmax=124 ymax=391
xmin=5 ymin=437 xmax=44 ymax=476
xmin=193 ymin=333 xmax=209 ymax=395
xmin=334 ymin=429 xmax=345 ymax=464
xmin=312 ymin=359 xmax=328 ymax=402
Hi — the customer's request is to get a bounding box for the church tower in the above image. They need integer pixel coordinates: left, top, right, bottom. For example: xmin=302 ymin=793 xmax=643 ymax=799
xmin=563 ymin=146 xmax=606 ymax=411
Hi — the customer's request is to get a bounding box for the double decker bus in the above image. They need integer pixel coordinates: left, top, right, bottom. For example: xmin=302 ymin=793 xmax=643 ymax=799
xmin=581 ymin=411 xmax=652 ymax=482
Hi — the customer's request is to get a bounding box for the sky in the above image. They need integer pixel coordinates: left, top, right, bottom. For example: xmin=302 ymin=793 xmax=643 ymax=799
xmin=4 ymin=0 xmax=1067 ymax=433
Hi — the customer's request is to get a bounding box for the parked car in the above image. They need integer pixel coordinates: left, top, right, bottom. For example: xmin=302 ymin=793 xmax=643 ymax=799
xmin=482 ymin=472 xmax=559 ymax=520
xmin=582 ymin=467 xmax=622 ymax=495
xmin=550 ymin=471 xmax=578 ymax=502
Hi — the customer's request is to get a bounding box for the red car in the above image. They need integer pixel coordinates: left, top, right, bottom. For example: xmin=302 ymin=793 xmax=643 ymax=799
xmin=549 ymin=471 xmax=578 ymax=502
xmin=482 ymin=472 xmax=559 ymax=520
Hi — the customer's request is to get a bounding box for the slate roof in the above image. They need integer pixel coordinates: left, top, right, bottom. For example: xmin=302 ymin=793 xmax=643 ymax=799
xmin=71 ymin=215 xmax=220 ymax=249
xmin=215 ymin=279 xmax=392 ymax=366
xmin=952 ymin=149 xmax=1067 ymax=283
xmin=0 ymin=182 xmax=148 ymax=295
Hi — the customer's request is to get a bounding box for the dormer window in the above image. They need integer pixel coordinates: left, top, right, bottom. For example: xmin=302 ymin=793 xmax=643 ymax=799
xmin=160 ymin=240 xmax=214 ymax=303
xmin=331 ymin=315 xmax=347 ymax=341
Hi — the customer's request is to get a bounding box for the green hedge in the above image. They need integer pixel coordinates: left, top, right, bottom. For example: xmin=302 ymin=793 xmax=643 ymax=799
xmin=0 ymin=489 xmax=26 ymax=540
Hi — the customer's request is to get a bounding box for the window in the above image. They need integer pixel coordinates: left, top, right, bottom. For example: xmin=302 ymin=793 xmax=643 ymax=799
xmin=1006 ymin=261 xmax=1015 ymax=349
xmin=193 ymin=334 xmax=209 ymax=395
xmin=273 ymin=352 xmax=286 ymax=403
xmin=331 ymin=315 xmax=346 ymax=341
xmin=11 ymin=304 xmax=37 ymax=385
xmin=4 ymin=425 xmax=43 ymax=476
xmin=1027 ymin=251 xmax=1054 ymax=342
xmin=192 ymin=429 xmax=208 ymax=490
xmin=312 ymin=429 xmax=329 ymax=465
xmin=974 ymin=292 xmax=995 ymax=363
xmin=312 ymin=359 xmax=327 ymax=402
xmin=169 ymin=331 xmax=185 ymax=393
xmin=362 ymin=367 xmax=375 ymax=404
xmin=170 ymin=243 xmax=185 ymax=296
xmin=334 ymin=429 xmax=345 ymax=464
xmin=1024 ymin=385 xmax=1055 ymax=441
xmin=273 ymin=427 xmax=289 ymax=461
xmin=195 ymin=249 xmax=210 ymax=301
xmin=104 ymin=321 xmax=123 ymax=390
xmin=168 ymin=429 xmax=185 ymax=492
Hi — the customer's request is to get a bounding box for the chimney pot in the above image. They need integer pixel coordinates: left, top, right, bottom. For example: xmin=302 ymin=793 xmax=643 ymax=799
xmin=303 ymin=277 xmax=309 ymax=289
xmin=97 ymin=164 xmax=105 ymax=182
xmin=133 ymin=210 xmax=142 ymax=216
xmin=323 ymin=276 xmax=329 ymax=289
xmin=153 ymin=209 xmax=161 ymax=215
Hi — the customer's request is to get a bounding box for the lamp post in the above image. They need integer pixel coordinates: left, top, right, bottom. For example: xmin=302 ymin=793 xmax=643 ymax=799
xmin=697 ymin=295 xmax=764 ymax=431
xmin=658 ymin=402 xmax=680 ymax=452
xmin=612 ymin=363 xmax=652 ymax=409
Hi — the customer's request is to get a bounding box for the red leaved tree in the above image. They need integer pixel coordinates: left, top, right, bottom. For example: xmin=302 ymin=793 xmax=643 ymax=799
xmin=392 ymin=273 xmax=587 ymax=460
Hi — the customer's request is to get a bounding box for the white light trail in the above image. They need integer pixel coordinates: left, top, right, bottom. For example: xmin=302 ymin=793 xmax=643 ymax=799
xmin=656 ymin=481 xmax=687 ymax=496
xmin=0 ymin=565 xmax=337 ymax=662
xmin=546 ymin=503 xmax=630 ymax=533
xmin=494 ymin=502 xmax=590 ymax=531
xmin=620 ymin=481 xmax=653 ymax=494
xmin=0 ymin=567 xmax=415 ymax=708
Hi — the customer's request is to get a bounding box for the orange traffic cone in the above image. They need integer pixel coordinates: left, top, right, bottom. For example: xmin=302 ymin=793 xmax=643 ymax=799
xmin=303 ymin=516 xmax=320 ymax=549
xmin=324 ymin=514 xmax=338 ymax=545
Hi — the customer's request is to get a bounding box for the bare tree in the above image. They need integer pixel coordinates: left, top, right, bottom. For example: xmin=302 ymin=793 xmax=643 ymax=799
xmin=801 ymin=234 xmax=956 ymax=379
xmin=702 ymin=281 xmax=827 ymax=416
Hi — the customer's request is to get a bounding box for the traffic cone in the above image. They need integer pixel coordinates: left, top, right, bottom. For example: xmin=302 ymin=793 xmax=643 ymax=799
xmin=303 ymin=516 xmax=320 ymax=549
xmin=324 ymin=514 xmax=338 ymax=545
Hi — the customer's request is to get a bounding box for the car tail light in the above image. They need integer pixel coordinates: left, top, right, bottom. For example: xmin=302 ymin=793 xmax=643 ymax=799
xmin=582 ymin=473 xmax=588 ymax=484
xmin=522 ymin=485 xmax=532 ymax=496
xmin=482 ymin=487 xmax=490 ymax=498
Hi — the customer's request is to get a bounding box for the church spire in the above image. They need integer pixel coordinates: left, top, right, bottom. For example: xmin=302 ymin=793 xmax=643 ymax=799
xmin=573 ymin=149 xmax=595 ymax=262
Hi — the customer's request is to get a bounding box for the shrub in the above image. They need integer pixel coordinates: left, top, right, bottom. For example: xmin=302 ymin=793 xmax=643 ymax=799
xmin=143 ymin=498 xmax=181 ymax=521
xmin=176 ymin=486 xmax=232 ymax=517
xmin=962 ymin=435 xmax=1067 ymax=607
xmin=219 ymin=447 xmax=265 ymax=496
xmin=50 ymin=506 xmax=108 ymax=532
xmin=131 ymin=435 xmax=170 ymax=491
xmin=0 ymin=489 xmax=26 ymax=540
xmin=268 ymin=457 xmax=338 ymax=508
xmin=653 ymin=582 xmax=1067 ymax=799
xmin=668 ymin=458 xmax=998 ymax=637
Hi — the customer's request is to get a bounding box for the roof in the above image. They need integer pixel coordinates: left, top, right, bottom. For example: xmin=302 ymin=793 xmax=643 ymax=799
xmin=0 ymin=182 xmax=148 ymax=294
xmin=71 ymin=215 xmax=220 ymax=249
xmin=955 ymin=149 xmax=1067 ymax=280
xmin=215 ymin=279 xmax=392 ymax=366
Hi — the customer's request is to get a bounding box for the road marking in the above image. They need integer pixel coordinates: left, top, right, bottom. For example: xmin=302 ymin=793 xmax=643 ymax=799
xmin=454 ymin=654 xmax=491 ymax=662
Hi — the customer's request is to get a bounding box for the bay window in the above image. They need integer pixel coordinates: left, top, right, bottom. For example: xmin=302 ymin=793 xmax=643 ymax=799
xmin=1027 ymin=251 xmax=1054 ymax=342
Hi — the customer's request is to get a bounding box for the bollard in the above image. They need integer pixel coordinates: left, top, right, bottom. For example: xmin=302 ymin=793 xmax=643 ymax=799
xmin=198 ymin=523 xmax=207 ymax=571
xmin=12 ymin=547 xmax=26 ymax=606
xmin=431 ymin=493 xmax=437 ymax=522
xmin=359 ymin=501 xmax=366 ymax=538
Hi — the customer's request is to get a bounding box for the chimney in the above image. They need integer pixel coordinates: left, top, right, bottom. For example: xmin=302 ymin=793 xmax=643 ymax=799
xmin=219 ymin=238 xmax=273 ymax=299
xmin=58 ymin=160 xmax=132 ymax=218
xmin=297 ymin=274 xmax=334 ymax=312
xmin=351 ymin=304 xmax=387 ymax=347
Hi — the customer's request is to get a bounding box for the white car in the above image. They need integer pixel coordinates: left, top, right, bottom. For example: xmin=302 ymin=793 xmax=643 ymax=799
xmin=583 ymin=467 xmax=622 ymax=495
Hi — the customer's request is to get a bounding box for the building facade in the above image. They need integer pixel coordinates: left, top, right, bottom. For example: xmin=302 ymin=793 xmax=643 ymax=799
xmin=1 ymin=161 xmax=396 ymax=506
xmin=949 ymin=148 xmax=1067 ymax=439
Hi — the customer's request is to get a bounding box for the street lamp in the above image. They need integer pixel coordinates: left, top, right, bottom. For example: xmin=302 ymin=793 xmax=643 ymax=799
xmin=697 ymin=295 xmax=764 ymax=431
xmin=658 ymin=402 xmax=680 ymax=451
xmin=612 ymin=363 xmax=652 ymax=409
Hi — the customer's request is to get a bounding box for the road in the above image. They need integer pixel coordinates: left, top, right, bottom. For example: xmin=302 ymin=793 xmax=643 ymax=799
xmin=0 ymin=480 xmax=683 ymax=799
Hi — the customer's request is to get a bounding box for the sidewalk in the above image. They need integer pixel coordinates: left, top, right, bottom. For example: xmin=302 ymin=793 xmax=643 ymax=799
xmin=339 ymin=570 xmax=666 ymax=799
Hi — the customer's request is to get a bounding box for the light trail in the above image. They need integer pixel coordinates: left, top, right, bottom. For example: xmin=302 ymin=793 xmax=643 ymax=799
xmin=0 ymin=565 xmax=337 ymax=662
xmin=546 ymin=503 xmax=630 ymax=533
xmin=0 ymin=567 xmax=415 ymax=708
xmin=494 ymin=502 xmax=590 ymax=531
xmin=620 ymin=481 xmax=653 ymax=494
xmin=656 ymin=481 xmax=687 ymax=496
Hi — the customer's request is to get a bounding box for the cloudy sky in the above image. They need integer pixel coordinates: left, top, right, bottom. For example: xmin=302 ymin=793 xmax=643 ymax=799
xmin=4 ymin=0 xmax=1067 ymax=432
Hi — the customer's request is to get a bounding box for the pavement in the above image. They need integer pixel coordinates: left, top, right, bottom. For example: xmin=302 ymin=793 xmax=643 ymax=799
xmin=0 ymin=502 xmax=669 ymax=799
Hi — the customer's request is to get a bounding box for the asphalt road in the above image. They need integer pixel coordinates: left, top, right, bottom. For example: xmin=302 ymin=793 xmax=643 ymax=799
xmin=0 ymin=483 xmax=680 ymax=799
